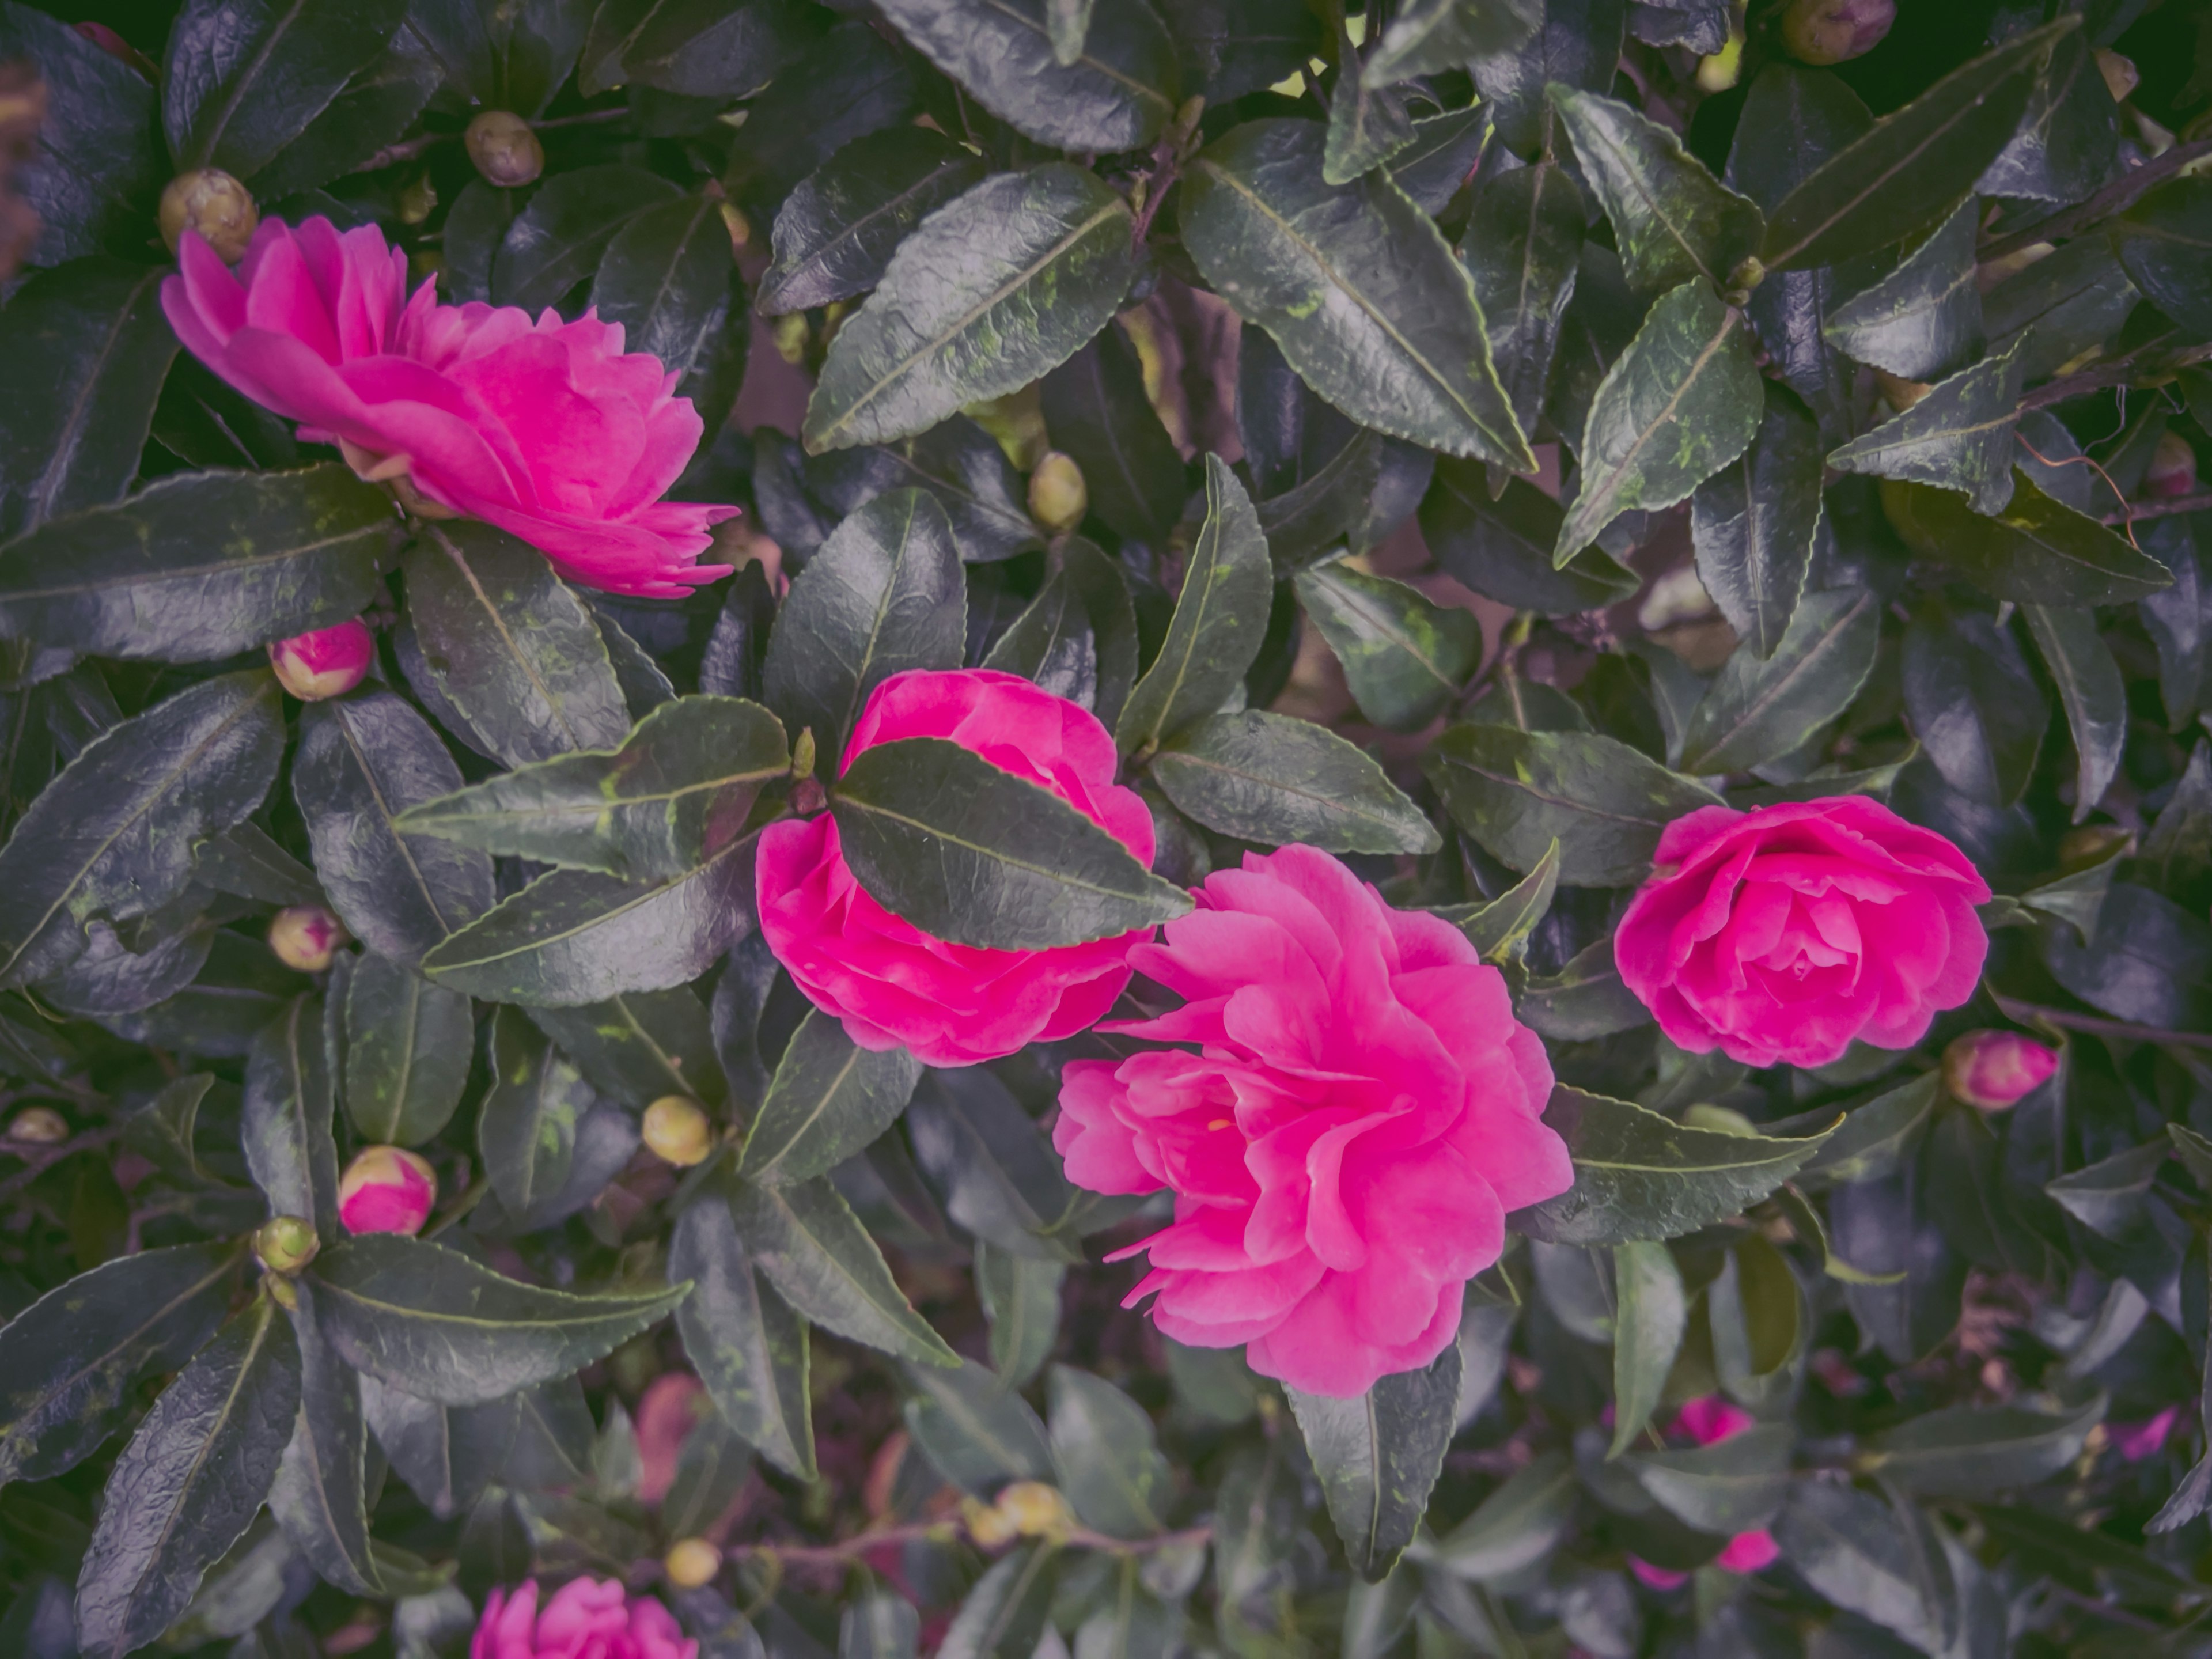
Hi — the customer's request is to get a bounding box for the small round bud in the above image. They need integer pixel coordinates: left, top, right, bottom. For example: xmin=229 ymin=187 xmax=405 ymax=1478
xmin=790 ymin=727 xmax=817 ymax=783
xmin=2095 ymin=48 xmax=2139 ymax=105
xmin=160 ymin=169 xmax=258 ymax=263
xmin=253 ymin=1215 xmax=320 ymax=1274
xmin=464 ymin=111 xmax=544 ymax=188
xmin=396 ymin=172 xmax=438 ymax=226
xmin=996 ymin=1480 xmax=1073 ymax=1538
xmin=1942 ymin=1029 xmax=2060 ymax=1112
xmin=1777 ymin=0 xmax=1894 ymax=65
xmin=1874 ymin=369 xmax=1931 ymax=412
xmin=719 ymin=200 xmax=752 ymax=252
xmin=772 ymin=312 xmax=810 ymax=365
xmin=269 ymin=905 xmax=349 ymax=974
xmin=6 ymin=1105 xmax=69 ymax=1145
xmin=270 ymin=618 xmax=375 ymax=701
xmin=642 ymin=1096 xmax=714 ymax=1167
xmin=2147 ymin=431 xmax=2198 ymax=499
xmin=664 ymin=1538 xmax=722 ymax=1589
xmin=1028 ymin=452 xmax=1089 ymax=533
xmin=963 ymin=1496 xmax=1019 ymax=1548
xmin=338 ymin=1145 xmax=438 ymax=1236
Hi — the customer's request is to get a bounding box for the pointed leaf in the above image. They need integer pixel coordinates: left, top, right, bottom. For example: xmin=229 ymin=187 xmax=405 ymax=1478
xmin=741 ymin=1007 xmax=921 ymax=1185
xmin=1049 ymin=1366 xmax=1172 ymax=1539
xmin=1039 ymin=328 xmax=1188 ymax=546
xmin=343 ymin=951 xmax=473 ymax=1145
xmin=1324 ymin=28 xmax=1415 ymax=185
xmin=528 ymin=987 xmax=721 ymax=1111
xmin=478 ymin=1007 xmax=592 ymax=1218
xmin=1548 ymin=86 xmax=1763 ymax=296
xmin=1865 ymin=1395 xmax=2106 ymax=1497
xmin=978 ymin=1245 xmax=1063 ymax=1391
xmin=2021 ymin=603 xmax=2126 ymax=826
xmin=1624 ymin=1422 xmax=1793 ymax=1532
xmin=1883 ymin=474 xmax=2172 ymax=606
xmin=243 ymin=993 xmax=339 ymax=1238
xmin=1437 ymin=840 xmax=1561 ymax=961
xmin=1287 ymin=1343 xmax=1461 ymax=1582
xmin=1422 ymin=467 xmax=1639 ymax=616
xmin=809 ymin=417 xmax=1041 ymax=566
xmin=1415 ymin=1449 xmax=1575 ymax=1581
xmin=2114 ymin=176 xmax=2212 ymax=338
xmin=904 ymin=1358 xmax=1052 ymax=1491
xmin=268 ymin=1286 xmax=378 ymax=1596
xmin=1691 ymin=387 xmax=1824 ymax=658
xmin=589 ymin=192 xmax=734 ymax=375
xmin=730 ymin=1175 xmax=957 ymax=1366
xmin=671 ymin=1190 xmax=816 ymax=1479
xmin=1680 ymin=588 xmax=1881 ymax=775
xmin=1823 ymin=197 xmax=1983 ymax=380
xmin=759 ymin=128 xmax=987 ymax=316
xmin=1461 ymin=160 xmax=1585 ymax=456
xmin=1365 ymin=0 xmax=1538 ymax=85
xmin=1829 ymin=337 xmax=2026 ymax=516
xmin=1608 ymin=1242 xmax=1686 ymax=1457
xmin=164 ymin=0 xmax=408 ymax=177
xmin=1468 ymin=0 xmax=1624 ymax=158
xmin=982 ymin=568 xmax=1100 ymax=706
xmin=1294 ymin=561 xmax=1482 ymax=732
xmin=1153 ymin=710 xmax=1440 ymax=854
xmin=907 ymin=1067 xmax=1081 ymax=1263
xmin=494 ymin=165 xmax=683 ymax=312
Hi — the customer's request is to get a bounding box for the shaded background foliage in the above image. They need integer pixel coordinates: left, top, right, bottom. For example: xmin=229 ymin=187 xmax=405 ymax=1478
xmin=0 ymin=0 xmax=2210 ymax=1655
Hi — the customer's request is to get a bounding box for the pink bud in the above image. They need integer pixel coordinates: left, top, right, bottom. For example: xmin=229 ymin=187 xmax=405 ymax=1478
xmin=1671 ymin=1396 xmax=1755 ymax=1446
xmin=1941 ymin=1029 xmax=2059 ymax=1111
xmin=2115 ymin=1405 xmax=2181 ymax=1462
xmin=2147 ymin=431 xmax=2198 ymax=499
xmin=269 ymin=619 xmax=374 ymax=701
xmin=338 ymin=1145 xmax=437 ymax=1236
xmin=268 ymin=904 xmax=347 ymax=972
xmin=1777 ymin=0 xmax=1895 ymax=64
xmin=1628 ymin=1558 xmax=1689 ymax=1591
xmin=635 ymin=1372 xmax=709 ymax=1505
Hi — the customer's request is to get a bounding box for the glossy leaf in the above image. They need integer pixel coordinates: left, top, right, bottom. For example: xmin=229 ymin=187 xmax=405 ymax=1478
xmin=1680 ymin=588 xmax=1881 ymax=775
xmin=1324 ymin=25 xmax=1415 ymax=186
xmin=0 ymin=5 xmax=164 ymax=265
xmin=1439 ymin=840 xmax=1562 ymax=962
xmin=1517 ymin=938 xmax=1649 ymax=1040
xmin=1469 ymin=0 xmax=1624 ymax=158
xmin=1830 ymin=338 xmax=2027 ymax=516
xmin=1365 ymin=0 xmax=1538 ymax=84
xmin=1461 ymin=160 xmax=1585 ymax=457
xmin=589 ymin=192 xmax=736 ymax=376
xmin=243 ymin=993 xmax=339 ymax=1238
xmin=340 ymin=952 xmax=473 ymax=1146
xmin=670 ymin=1191 xmax=817 ymax=1479
xmin=1422 ymin=467 xmax=1639 ymax=616
xmin=741 ymin=1007 xmax=921 ymax=1185
xmin=478 ymin=1007 xmax=592 ymax=1219
xmin=906 ymin=1067 xmax=1081 ymax=1263
xmin=1625 ymin=1422 xmax=1793 ymax=1533
xmin=494 ymin=165 xmax=682 ymax=313
xmin=1415 ymin=1450 xmax=1576 ymax=1581
xmin=1691 ymin=387 xmax=1823 ymax=658
xmin=1980 ymin=25 xmax=2118 ymax=207
xmin=729 ymin=1176 xmax=957 ymax=1366
xmin=268 ymin=1287 xmax=378 ymax=1597
xmin=1902 ymin=608 xmax=2046 ymax=806
xmin=1609 ymin=1238 xmax=1687 ymax=1457
xmin=1039 ymin=328 xmax=1188 ymax=545
xmin=759 ymin=128 xmax=987 ymax=316
xmin=904 ymin=1358 xmax=1052 ymax=1491
xmin=163 ymin=0 xmax=409 ymax=177
xmin=978 ymin=1245 xmax=1063 ymax=1392
xmin=528 ymin=987 xmax=721 ymax=1111
xmin=1289 ymin=1343 xmax=1461 ymax=1581
xmin=1865 ymin=1395 xmax=2107 ymax=1498
xmin=1048 ymin=1366 xmax=1172 ymax=1539
xmin=1294 ymin=562 xmax=1481 ymax=733
xmin=2021 ymin=603 xmax=2127 ymax=827
xmin=2114 ymin=177 xmax=2212 ymax=338
xmin=1549 ymin=86 xmax=1763 ymax=296
xmin=1883 ymin=475 xmax=2173 ymax=607
xmin=1822 ymin=197 xmax=1983 ymax=381
xmin=810 ymin=418 xmax=1040 ymax=567
xmin=982 ymin=567 xmax=1100 ymax=706
xmin=1152 ymin=711 xmax=1439 ymax=855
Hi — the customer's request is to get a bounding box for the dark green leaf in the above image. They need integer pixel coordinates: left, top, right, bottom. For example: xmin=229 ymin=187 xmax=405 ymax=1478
xmin=671 ymin=1190 xmax=816 ymax=1479
xmin=1324 ymin=24 xmax=1415 ymax=186
xmin=1797 ymin=1073 xmax=1940 ymax=1187
xmin=342 ymin=952 xmax=473 ymax=1145
xmin=1517 ymin=1086 xmax=1838 ymax=1246
xmin=1984 ymin=235 xmax=2139 ymax=380
xmin=1883 ymin=475 xmax=2173 ymax=606
xmin=0 ymin=671 xmax=283 ymax=987
xmin=732 ymin=1175 xmax=956 ymax=1366
xmin=441 ymin=180 xmax=519 ymax=306
xmin=741 ymin=1007 xmax=921 ymax=1185
xmin=494 ymin=165 xmax=683 ymax=312
xmin=1725 ymin=62 xmax=1874 ymax=217
xmin=0 ymin=464 xmax=396 ymax=662
xmin=1680 ymin=588 xmax=1881 ymax=775
xmin=249 ymin=31 xmax=442 ymax=200
xmin=2044 ymin=1140 xmax=2169 ymax=1240
xmin=1461 ymin=160 xmax=1584 ymax=459
xmin=1389 ymin=105 xmax=1491 ymax=214
xmin=2044 ymin=882 xmax=2212 ymax=1029
xmin=73 ymin=1295 xmax=300 ymax=1659
xmin=1518 ymin=938 xmax=1648 ymax=1040
xmin=243 ymin=994 xmax=338 ymax=1237
xmin=841 ymin=1594 xmax=921 ymax=1659
xmin=1773 ymin=1480 xmax=1949 ymax=1653
xmin=268 ymin=1286 xmax=378 ymax=1596
xmin=1980 ymin=25 xmax=2118 ymax=207
xmin=529 ymin=987 xmax=722 ymax=1111
xmin=1255 ymin=429 xmax=1385 ymax=574
xmin=478 ymin=1006 xmax=592 ymax=1218
xmin=1469 ymin=0 xmax=1624 ymax=158
xmin=590 ymin=192 xmax=735 ymax=378
xmin=1822 ymin=197 xmax=1983 ymax=381
xmin=1152 ymin=710 xmax=1438 ymax=854
xmin=1690 ymin=387 xmax=1824 ymax=658
xmin=904 ymin=1357 xmax=1052 ymax=1491
xmin=1289 ymin=1343 xmax=1460 ymax=1582
xmin=1039 ymin=328 xmax=1188 ymax=546
xmin=1829 ymin=338 xmax=2027 ymax=516
xmin=1624 ymin=1422 xmax=1793 ymax=1532
xmin=1902 ymin=608 xmax=2045 ymax=806
xmin=1549 ymin=86 xmax=1763 ymax=296
xmin=1437 ymin=839 xmax=1560 ymax=961
xmin=906 ymin=1067 xmax=1081 ymax=1263
xmin=1294 ymin=561 xmax=1480 ymax=732
xmin=1049 ymin=1366 xmax=1172 ymax=1539
xmin=578 ymin=0 xmax=819 ymax=98
xmin=1181 ymin=119 xmax=1532 ymax=469
xmin=878 ymin=0 xmax=1173 ymax=149
xmin=938 ymin=1542 xmax=1060 ymax=1659
xmin=2021 ymin=603 xmax=2126 ymax=826
xmin=809 ymin=417 xmax=1040 ymax=567
xmin=163 ymin=0 xmax=408 ymax=177
xmin=1414 ymin=1450 xmax=1575 ymax=1581
xmin=0 ymin=5 xmax=162 ymax=265
xmin=805 ymin=165 xmax=1138 ymax=453
xmin=310 ymin=1233 xmax=688 ymax=1407
xmin=192 ymin=824 xmax=319 ymax=909
xmin=760 ymin=127 xmax=986 ymax=316
xmin=2114 ymin=177 xmax=2212 ymax=337
xmin=978 ymin=1244 xmax=1063 ymax=1392
xmin=982 ymin=567 xmax=1100 ymax=706
xmin=1421 ymin=467 xmax=1639 ymax=616
xmin=762 ymin=488 xmax=965 ymax=775
xmin=1865 ymin=1395 xmax=2106 ymax=1498
xmin=1424 ymin=724 xmax=1722 ymax=886
xmin=1365 ymin=0 xmax=1537 ymax=84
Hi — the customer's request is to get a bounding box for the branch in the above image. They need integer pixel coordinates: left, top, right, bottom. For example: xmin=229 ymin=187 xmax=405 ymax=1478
xmin=0 ymin=1124 xmax=124 ymax=1200
xmin=1990 ymin=992 xmax=2212 ymax=1052
xmin=2107 ymin=488 xmax=2212 ymax=525
xmin=1982 ymin=135 xmax=2212 ymax=263
xmin=347 ymin=107 xmax=631 ymax=177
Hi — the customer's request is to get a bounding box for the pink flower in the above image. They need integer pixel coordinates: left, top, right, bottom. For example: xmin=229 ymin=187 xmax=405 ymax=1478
xmin=338 ymin=1146 xmax=437 ymax=1236
xmin=270 ymin=618 xmax=374 ymax=700
xmin=1941 ymin=1028 xmax=2059 ymax=1110
xmin=1615 ymin=797 xmax=1990 ymax=1070
xmin=1629 ymin=1398 xmax=1778 ymax=1586
xmin=635 ymin=1372 xmax=709 ymax=1505
xmin=2115 ymin=1405 xmax=2183 ymax=1462
xmin=472 ymin=1580 xmax=695 ymax=1659
xmin=1054 ymin=846 xmax=1570 ymax=1399
xmin=756 ymin=669 xmax=1156 ymax=1067
xmin=161 ymin=216 xmax=734 ymax=598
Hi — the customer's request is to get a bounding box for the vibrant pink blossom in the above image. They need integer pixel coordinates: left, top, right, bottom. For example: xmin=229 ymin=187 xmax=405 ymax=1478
xmin=1941 ymin=1028 xmax=2059 ymax=1110
xmin=1054 ymin=845 xmax=1569 ymax=1399
xmin=756 ymin=669 xmax=1155 ymax=1067
xmin=2115 ymin=1405 xmax=2183 ymax=1462
xmin=1628 ymin=1397 xmax=1778 ymax=1587
xmin=161 ymin=216 xmax=733 ymax=597
xmin=338 ymin=1145 xmax=437 ymax=1236
xmin=472 ymin=1580 xmax=695 ymax=1659
xmin=269 ymin=618 xmax=374 ymax=700
xmin=1615 ymin=797 xmax=1990 ymax=1070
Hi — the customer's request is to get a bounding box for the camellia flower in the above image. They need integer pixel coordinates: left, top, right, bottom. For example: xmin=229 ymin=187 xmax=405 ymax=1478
xmin=1054 ymin=845 xmax=1570 ymax=1399
xmin=1615 ymin=797 xmax=1990 ymax=1070
xmin=1941 ymin=1028 xmax=2059 ymax=1110
xmin=472 ymin=1579 xmax=695 ymax=1659
xmin=161 ymin=216 xmax=734 ymax=597
xmin=1627 ymin=1397 xmax=1781 ymax=1589
xmin=268 ymin=618 xmax=374 ymax=700
xmin=338 ymin=1145 xmax=437 ymax=1236
xmin=756 ymin=669 xmax=1156 ymax=1067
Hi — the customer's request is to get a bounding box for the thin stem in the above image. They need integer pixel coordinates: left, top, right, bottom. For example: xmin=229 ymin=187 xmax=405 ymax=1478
xmin=1982 ymin=135 xmax=2212 ymax=263
xmin=2107 ymin=488 xmax=2212 ymax=525
xmin=736 ymin=1521 xmax=1211 ymax=1571
xmin=348 ymin=107 xmax=631 ymax=176
xmin=1990 ymin=992 xmax=2212 ymax=1052
xmin=0 ymin=1125 xmax=124 ymax=1200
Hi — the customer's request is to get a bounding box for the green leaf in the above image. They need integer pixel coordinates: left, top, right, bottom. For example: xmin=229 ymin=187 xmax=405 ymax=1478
xmin=939 ymin=1542 xmax=1060 ymax=1659
xmin=741 ymin=1007 xmax=921 ymax=1185
xmin=1049 ymin=1366 xmax=1172 ymax=1539
xmin=493 ymin=165 xmax=683 ymax=312
xmin=2044 ymin=1139 xmax=2168 ymax=1239
xmin=1294 ymin=561 xmax=1481 ymax=733
xmin=730 ymin=1175 xmax=957 ymax=1366
xmin=904 ymin=1358 xmax=1052 ymax=1491
xmin=1610 ymin=1238 xmax=1690 ymax=1460
xmin=0 ymin=671 xmax=283 ymax=987
xmin=1152 ymin=710 xmax=1438 ymax=855
xmin=1797 ymin=1073 xmax=1940 ymax=1187
xmin=978 ymin=1244 xmax=1063 ymax=1391
xmin=805 ymin=165 xmax=1138 ymax=453
xmin=1902 ymin=607 xmax=2045 ymax=806
xmin=1044 ymin=0 xmax=1090 ymax=64
xmin=1365 ymin=0 xmax=1537 ymax=85
xmin=759 ymin=128 xmax=988 ymax=316
xmin=1469 ymin=0 xmax=1623 ymax=158
xmin=1710 ymin=1234 xmax=1804 ymax=1410
xmin=1412 ymin=1449 xmax=1575 ymax=1581
xmin=1822 ymin=196 xmax=1983 ymax=381
xmin=268 ymin=1287 xmax=378 ymax=1597
xmin=294 ymin=691 xmax=495 ymax=968
xmin=163 ymin=0 xmax=408 ymax=177
xmin=243 ymin=994 xmax=338 ymax=1238
xmin=1289 ymin=1343 xmax=1460 ymax=1582
xmin=0 ymin=259 xmax=176 ymax=533
xmin=1829 ymin=338 xmax=2027 ymax=516
xmin=0 ymin=464 xmax=396 ymax=662
xmin=1883 ymin=474 xmax=2173 ymax=606
xmin=404 ymin=522 xmax=631 ymax=769
xmin=842 ymin=1594 xmax=921 ymax=1659
xmin=248 ymin=31 xmax=442 ymax=200
xmin=0 ymin=6 xmax=162 ymax=266
xmin=1324 ymin=24 xmax=1415 ymax=185
xmin=1181 ymin=118 xmax=1533 ymax=469
xmin=1421 ymin=467 xmax=1639 ymax=616
xmin=1424 ymin=724 xmax=1722 ymax=887
xmin=832 ymin=735 xmax=1190 ymax=949
xmin=192 ymin=824 xmax=319 ymax=909
xmin=1517 ymin=1087 xmax=1839 ymax=1246
xmin=309 ymin=1233 xmax=688 ymax=1407
xmin=1517 ymin=937 xmax=1648 ymax=1040
xmin=1985 ymin=236 xmax=2139 ymax=380
xmin=1461 ymin=160 xmax=1586 ymax=459
xmin=2021 ymin=603 xmax=2127 ymax=827
xmin=1116 ymin=455 xmax=1274 ymax=756
xmin=1548 ymin=86 xmax=1763 ymax=297
xmin=1624 ymin=1422 xmax=1793 ymax=1533
xmin=0 ymin=1241 xmax=241 ymax=1487
xmin=761 ymin=488 xmax=965 ymax=775
xmin=478 ymin=1006 xmax=592 ymax=1218
xmin=810 ymin=417 xmax=1041 ymax=567
xmin=1760 ymin=20 xmax=2074 ymax=271
xmin=1864 ymin=1395 xmax=2106 ymax=1498
xmin=1690 ymin=387 xmax=1824 ymax=659
xmin=872 ymin=0 xmax=1176 ymax=153
xmin=1039 ymin=328 xmax=1188 ymax=546
xmin=589 ymin=192 xmax=736 ymax=376
xmin=1982 ymin=24 xmax=2119 ymax=207
xmin=906 ymin=1067 xmax=1081 ymax=1263
xmin=2113 ymin=176 xmax=2212 ymax=338
xmin=1437 ymin=839 xmax=1560 ymax=961
xmin=670 ymin=1190 xmax=816 ymax=1479
xmin=1680 ymin=588 xmax=1881 ymax=775
xmin=528 ymin=987 xmax=722 ymax=1111
xmin=1554 ymin=281 xmax=1762 ymax=563
xmin=578 ymin=0 xmax=819 ymax=98
xmin=1773 ymin=1480 xmax=1950 ymax=1654
xmin=982 ymin=567 xmax=1100 ymax=706
xmin=342 ymin=952 xmax=473 ymax=1145
xmin=397 ymin=695 xmax=788 ymax=882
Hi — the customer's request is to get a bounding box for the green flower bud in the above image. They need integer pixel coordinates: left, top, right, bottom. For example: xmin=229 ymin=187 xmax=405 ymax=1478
xmin=465 ymin=111 xmax=544 ymax=188
xmin=160 ymin=169 xmax=257 ymax=262
xmin=255 ymin=1215 xmax=321 ymax=1274
xmin=1028 ymin=451 xmax=1089 ymax=533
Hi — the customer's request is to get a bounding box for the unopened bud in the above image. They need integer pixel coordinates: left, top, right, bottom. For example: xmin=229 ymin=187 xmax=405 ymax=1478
xmin=1874 ymin=369 xmax=1931 ymax=412
xmin=270 ymin=618 xmax=375 ymax=701
xmin=996 ymin=1480 xmax=1073 ymax=1538
xmin=269 ymin=905 xmax=349 ymax=974
xmin=160 ymin=169 xmax=258 ymax=263
xmin=664 ymin=1537 xmax=722 ymax=1588
xmin=396 ymin=172 xmax=438 ymax=226
xmin=1777 ymin=0 xmax=1895 ymax=65
xmin=2095 ymin=48 xmax=2139 ymax=105
xmin=253 ymin=1214 xmax=320 ymax=1274
xmin=790 ymin=728 xmax=817 ymax=783
xmin=643 ymin=1096 xmax=713 ymax=1167
xmin=464 ymin=111 xmax=544 ymax=188
xmin=1028 ymin=452 xmax=1089 ymax=533
xmin=338 ymin=1145 xmax=438 ymax=1236
xmin=2147 ymin=431 xmax=2198 ymax=499
xmin=963 ymin=1495 xmax=1019 ymax=1548
xmin=6 ymin=1105 xmax=69 ymax=1145
xmin=1942 ymin=1029 xmax=2059 ymax=1111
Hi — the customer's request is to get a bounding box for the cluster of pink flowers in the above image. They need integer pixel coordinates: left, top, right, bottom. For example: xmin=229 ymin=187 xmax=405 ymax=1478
xmin=473 ymin=1580 xmax=694 ymax=1659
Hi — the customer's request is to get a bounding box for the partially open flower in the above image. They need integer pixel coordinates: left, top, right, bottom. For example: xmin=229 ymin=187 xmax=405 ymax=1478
xmin=253 ymin=1215 xmax=320 ymax=1274
xmin=642 ymin=1096 xmax=713 ymax=1167
xmin=270 ymin=618 xmax=375 ymax=700
xmin=339 ymin=1145 xmax=437 ymax=1236
xmin=1777 ymin=0 xmax=1895 ymax=65
xmin=1941 ymin=1029 xmax=2059 ymax=1111
xmin=269 ymin=905 xmax=349 ymax=973
xmin=465 ymin=111 xmax=544 ymax=189
xmin=159 ymin=168 xmax=257 ymax=262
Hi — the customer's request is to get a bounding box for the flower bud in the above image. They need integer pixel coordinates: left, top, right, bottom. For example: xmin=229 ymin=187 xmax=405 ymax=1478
xmin=1874 ymin=369 xmax=1931 ymax=412
xmin=2147 ymin=431 xmax=2198 ymax=499
xmin=338 ymin=1145 xmax=437 ymax=1236
xmin=6 ymin=1105 xmax=69 ymax=1144
xmin=270 ymin=618 xmax=375 ymax=700
xmin=1028 ymin=452 xmax=1088 ymax=533
xmin=464 ymin=111 xmax=544 ymax=188
xmin=2095 ymin=48 xmax=2139 ymax=105
xmin=1777 ymin=0 xmax=1895 ymax=65
xmin=253 ymin=1214 xmax=320 ymax=1274
xmin=159 ymin=169 xmax=258 ymax=263
xmin=996 ymin=1480 xmax=1073 ymax=1538
xmin=1941 ymin=1029 xmax=2059 ymax=1111
xmin=664 ymin=1537 xmax=722 ymax=1589
xmin=269 ymin=904 xmax=349 ymax=973
xmin=642 ymin=1095 xmax=713 ymax=1167
xmin=963 ymin=1496 xmax=1019 ymax=1548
